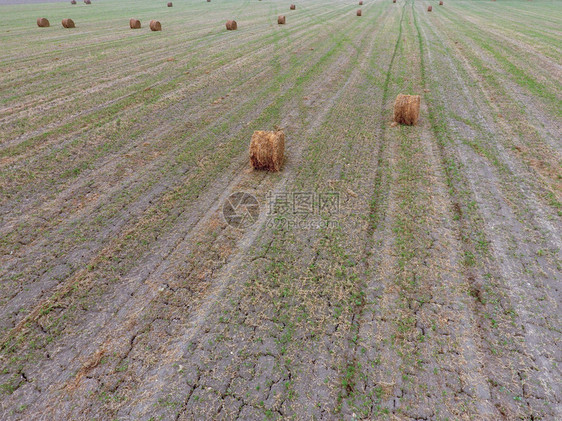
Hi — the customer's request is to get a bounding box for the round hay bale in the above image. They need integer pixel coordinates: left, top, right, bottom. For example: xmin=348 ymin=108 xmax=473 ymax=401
xmin=167 ymin=2 xmax=173 ymax=6
xmin=207 ymin=0 xmax=211 ymax=2
xmin=393 ymin=0 xmax=396 ymax=3
xmin=427 ymin=5 xmax=432 ymax=11
xmin=357 ymin=9 xmax=362 ymax=16
xmin=226 ymin=20 xmax=237 ymax=30
xmin=62 ymin=18 xmax=75 ymax=28
xmin=439 ymin=0 xmax=443 ymax=4
xmin=393 ymin=94 xmax=420 ymax=126
xmin=290 ymin=4 xmax=296 ymax=9
xmin=84 ymin=0 xmax=91 ymax=4
xmin=250 ymin=129 xmax=285 ymax=172
xmin=70 ymin=0 xmax=76 ymax=4
xmin=359 ymin=1 xmax=363 ymax=4
xmin=37 ymin=17 xmax=50 ymax=27
xmin=130 ymin=18 xmax=141 ymax=29
xmin=149 ymin=20 xmax=162 ymax=31
xmin=278 ymin=15 xmax=286 ymax=24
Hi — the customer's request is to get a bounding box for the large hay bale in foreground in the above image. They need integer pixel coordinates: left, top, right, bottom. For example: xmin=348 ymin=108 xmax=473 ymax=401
xmin=37 ymin=17 xmax=50 ymax=27
xmin=226 ymin=20 xmax=237 ymax=30
xmin=427 ymin=5 xmax=432 ymax=11
xmin=393 ymin=94 xmax=420 ymax=126
xmin=167 ymin=2 xmax=173 ymax=6
xmin=290 ymin=4 xmax=296 ymax=9
xmin=250 ymin=129 xmax=285 ymax=172
xmin=278 ymin=15 xmax=286 ymax=24
xmin=357 ymin=9 xmax=362 ymax=16
xmin=62 ymin=18 xmax=75 ymax=28
xmin=150 ymin=20 xmax=162 ymax=31
xmin=130 ymin=18 xmax=141 ymax=29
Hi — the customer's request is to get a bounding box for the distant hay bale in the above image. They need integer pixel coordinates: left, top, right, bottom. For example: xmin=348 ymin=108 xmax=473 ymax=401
xmin=37 ymin=17 xmax=50 ymax=27
xmin=207 ymin=0 xmax=211 ymax=2
xmin=70 ymin=0 xmax=76 ymax=4
xmin=439 ymin=1 xmax=443 ymax=4
xmin=357 ymin=9 xmax=362 ymax=16
xmin=393 ymin=0 xmax=396 ymax=3
xmin=84 ymin=0 xmax=91 ymax=4
xmin=427 ymin=5 xmax=432 ymax=11
xmin=226 ymin=20 xmax=237 ymax=30
xmin=393 ymin=94 xmax=420 ymax=126
xmin=278 ymin=15 xmax=286 ymax=24
xmin=167 ymin=2 xmax=172 ymax=6
xmin=149 ymin=20 xmax=161 ymax=31
xmin=62 ymin=18 xmax=75 ymax=28
xmin=359 ymin=1 xmax=363 ymax=4
xmin=250 ymin=129 xmax=285 ymax=172
xmin=290 ymin=4 xmax=296 ymax=9
xmin=130 ymin=18 xmax=141 ymax=29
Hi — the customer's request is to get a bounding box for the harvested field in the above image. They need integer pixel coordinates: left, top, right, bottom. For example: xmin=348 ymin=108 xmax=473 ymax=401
xmin=0 ymin=0 xmax=560 ymax=420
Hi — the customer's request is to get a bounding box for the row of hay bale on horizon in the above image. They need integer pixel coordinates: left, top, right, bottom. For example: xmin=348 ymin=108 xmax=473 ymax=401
xmin=36 ymin=17 xmax=163 ymax=30
xmin=36 ymin=1 xmax=446 ymax=30
xmin=252 ymin=95 xmax=421 ymax=173
xmin=35 ymin=3 xmax=300 ymax=30
xmin=66 ymin=0 xmax=171 ymax=4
